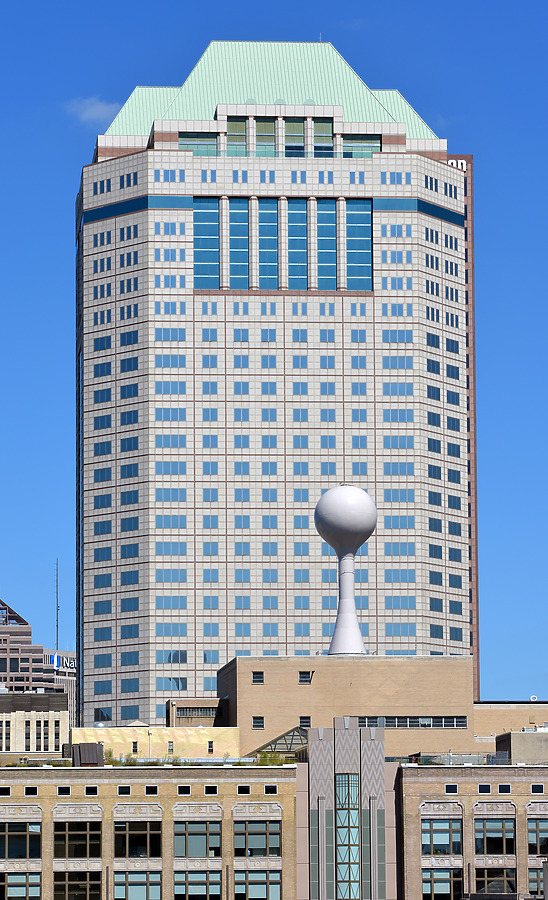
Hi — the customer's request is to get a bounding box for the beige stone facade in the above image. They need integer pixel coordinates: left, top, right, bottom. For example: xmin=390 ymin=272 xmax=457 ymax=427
xmin=0 ymin=693 xmax=69 ymax=757
xmin=72 ymin=724 xmax=240 ymax=760
xmin=217 ymin=655 xmax=548 ymax=759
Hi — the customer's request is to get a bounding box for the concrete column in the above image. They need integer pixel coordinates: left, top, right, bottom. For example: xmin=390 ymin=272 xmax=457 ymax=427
xmin=219 ymin=196 xmax=230 ymax=289
xmin=333 ymin=133 xmax=343 ymax=158
xmin=318 ymin=795 xmax=327 ymax=900
xmin=276 ymin=117 xmax=285 ymax=158
xmin=246 ymin=117 xmax=256 ymax=158
xmin=307 ymin=197 xmax=318 ymax=291
xmin=336 ymin=197 xmax=347 ymax=291
xmin=305 ymin=117 xmax=314 ymax=158
xmin=217 ymin=131 xmax=227 ymax=157
xmin=278 ymin=197 xmax=288 ymax=290
xmin=248 ymin=196 xmax=259 ymax=289
xmin=370 ymin=795 xmax=379 ymax=900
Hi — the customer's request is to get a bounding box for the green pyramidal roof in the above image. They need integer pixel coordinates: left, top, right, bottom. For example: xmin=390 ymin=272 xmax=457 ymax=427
xmin=105 ymin=41 xmax=437 ymax=139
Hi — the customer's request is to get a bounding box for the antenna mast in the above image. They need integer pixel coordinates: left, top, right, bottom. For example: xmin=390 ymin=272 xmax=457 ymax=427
xmin=55 ymin=559 xmax=59 ymax=653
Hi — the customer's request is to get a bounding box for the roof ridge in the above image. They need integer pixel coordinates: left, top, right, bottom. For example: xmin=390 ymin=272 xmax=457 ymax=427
xmin=161 ymin=41 xmax=213 ymax=119
xmin=326 ymin=45 xmax=396 ymax=124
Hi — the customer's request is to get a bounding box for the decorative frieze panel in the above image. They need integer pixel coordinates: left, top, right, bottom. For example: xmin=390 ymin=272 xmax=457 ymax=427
xmin=172 ymin=803 xmax=223 ymax=819
xmin=420 ymin=802 xmax=463 ymax=817
xmin=473 ymin=802 xmax=516 ymax=815
xmin=526 ymin=802 xmax=548 ymax=815
xmin=53 ymin=859 xmax=102 ymax=871
xmin=112 ymin=858 xmax=163 ymax=871
xmin=174 ymin=859 xmax=224 ymax=871
xmin=474 ymin=855 xmax=516 ymax=867
xmin=112 ymin=803 xmax=163 ymax=820
xmin=232 ymin=802 xmax=282 ymax=819
xmin=233 ymin=857 xmax=283 ymax=870
xmin=421 ymin=856 xmax=464 ymax=868
xmin=0 ymin=860 xmax=42 ymax=872
xmin=0 ymin=805 xmax=42 ymax=820
xmin=52 ymin=803 xmax=103 ymax=820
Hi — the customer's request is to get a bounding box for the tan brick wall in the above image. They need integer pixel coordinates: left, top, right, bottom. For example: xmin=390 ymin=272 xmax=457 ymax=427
xmin=400 ymin=764 xmax=548 ymax=897
xmin=0 ymin=763 xmax=297 ymax=899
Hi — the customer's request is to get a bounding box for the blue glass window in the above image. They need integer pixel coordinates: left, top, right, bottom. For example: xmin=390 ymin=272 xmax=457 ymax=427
xmin=258 ymin=198 xmax=278 ymax=289
xmin=288 ymin=199 xmax=307 ymax=289
xmin=346 ymin=199 xmax=372 ymax=290
xmin=193 ymin=198 xmax=219 ymax=289
xmin=229 ymin=197 xmax=249 ymax=289
xmin=317 ymin=199 xmax=337 ymax=290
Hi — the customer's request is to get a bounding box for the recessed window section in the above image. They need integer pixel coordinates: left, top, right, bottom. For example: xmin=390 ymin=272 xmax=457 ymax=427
xmin=85 ymin=785 xmax=98 ymax=796
xmin=237 ymin=785 xmax=251 ymax=795
xmin=145 ymin=785 xmax=158 ymax=796
xmin=204 ymin=785 xmax=218 ymax=795
xmin=227 ymin=118 xmax=247 ymax=156
xmin=114 ymin=821 xmax=161 ymax=857
xmin=532 ymin=783 xmax=544 ymax=794
xmin=57 ymin=786 xmax=71 ymax=797
xmin=252 ymin=671 xmax=264 ymax=685
xmin=444 ymin=784 xmax=458 ymax=794
xmin=24 ymin=786 xmax=38 ymax=797
xmin=118 ymin=785 xmax=131 ymax=796
xmin=478 ymin=784 xmax=491 ymax=794
xmin=174 ymin=820 xmax=221 ymax=857
xmin=234 ymin=820 xmax=281 ymax=856
xmin=256 ymin=118 xmax=276 ymax=157
xmin=299 ymin=671 xmax=312 ymax=684
xmin=178 ymin=785 xmax=191 ymax=796
xmin=342 ymin=135 xmax=381 ymax=158
xmin=285 ymin=118 xmax=304 ymax=157
xmin=179 ymin=132 xmax=217 ymax=156
xmin=264 ymin=784 xmax=278 ymax=795
xmin=498 ymin=783 xmax=511 ymax=794
xmin=314 ymin=119 xmax=333 ymax=158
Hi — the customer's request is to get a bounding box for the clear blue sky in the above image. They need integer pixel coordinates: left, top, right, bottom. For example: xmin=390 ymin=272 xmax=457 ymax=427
xmin=0 ymin=0 xmax=546 ymax=699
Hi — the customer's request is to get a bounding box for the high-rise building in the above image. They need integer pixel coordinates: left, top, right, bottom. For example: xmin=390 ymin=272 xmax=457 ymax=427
xmin=77 ymin=41 xmax=477 ymax=727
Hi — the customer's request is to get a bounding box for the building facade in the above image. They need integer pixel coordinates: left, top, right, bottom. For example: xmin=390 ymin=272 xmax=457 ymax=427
xmin=0 ymin=761 xmax=298 ymax=900
xmin=77 ymin=41 xmax=477 ymax=726
xmin=401 ymin=762 xmax=548 ymax=897
xmin=0 ymin=600 xmax=76 ymax=726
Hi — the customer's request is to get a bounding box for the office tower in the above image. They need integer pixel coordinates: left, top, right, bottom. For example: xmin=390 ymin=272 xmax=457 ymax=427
xmin=77 ymin=41 xmax=477 ymax=726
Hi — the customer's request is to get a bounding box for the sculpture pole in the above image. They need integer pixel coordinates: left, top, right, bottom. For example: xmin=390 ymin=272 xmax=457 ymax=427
xmin=314 ymin=484 xmax=377 ymax=655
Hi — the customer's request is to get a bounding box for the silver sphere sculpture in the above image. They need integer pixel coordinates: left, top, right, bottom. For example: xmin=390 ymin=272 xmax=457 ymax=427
xmin=314 ymin=484 xmax=377 ymax=655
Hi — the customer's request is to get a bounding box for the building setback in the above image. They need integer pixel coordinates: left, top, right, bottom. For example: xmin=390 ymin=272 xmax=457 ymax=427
xmin=77 ymin=41 xmax=478 ymax=727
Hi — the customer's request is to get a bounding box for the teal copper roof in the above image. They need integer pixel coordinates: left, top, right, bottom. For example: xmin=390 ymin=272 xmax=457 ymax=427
xmin=105 ymin=42 xmax=437 ymax=139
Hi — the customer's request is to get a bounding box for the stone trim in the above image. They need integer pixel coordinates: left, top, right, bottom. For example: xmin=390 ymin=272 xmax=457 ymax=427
xmin=421 ymin=856 xmax=464 ymax=868
xmin=112 ymin=858 xmax=163 ymax=871
xmin=0 ymin=804 xmax=42 ymax=820
xmin=0 ymin=860 xmax=42 ymax=872
xmin=232 ymin=802 xmax=282 ymax=819
xmin=173 ymin=859 xmax=224 ymax=871
xmin=112 ymin=803 xmax=163 ymax=820
xmin=472 ymin=801 xmax=516 ymax=815
xmin=172 ymin=803 xmax=223 ymax=819
xmin=233 ymin=858 xmax=283 ymax=870
xmin=52 ymin=803 xmax=103 ymax=820
xmin=53 ymin=859 xmax=103 ymax=871
xmin=420 ymin=801 xmax=463 ymax=817
xmin=526 ymin=801 xmax=548 ymax=815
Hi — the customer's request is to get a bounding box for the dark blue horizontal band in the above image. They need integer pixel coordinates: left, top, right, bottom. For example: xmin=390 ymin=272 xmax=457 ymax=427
xmin=83 ymin=194 xmax=464 ymax=227
xmin=82 ymin=195 xmax=193 ymax=225
xmin=373 ymin=198 xmax=465 ymax=227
